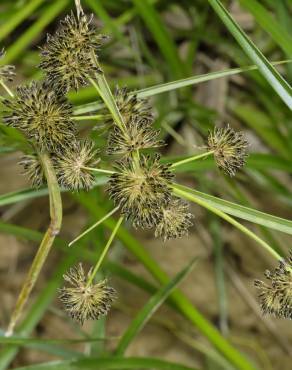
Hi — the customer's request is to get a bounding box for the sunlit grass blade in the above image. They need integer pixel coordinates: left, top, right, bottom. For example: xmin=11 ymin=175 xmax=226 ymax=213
xmin=0 ymin=0 xmax=69 ymax=65
xmin=136 ymin=60 xmax=291 ymax=98
xmin=173 ymin=183 xmax=292 ymax=235
xmin=12 ymin=357 xmax=199 ymax=370
xmin=208 ymin=0 xmax=292 ymax=109
xmin=0 ymin=0 xmax=45 ymax=42
xmin=115 ymin=257 xmax=198 ymax=355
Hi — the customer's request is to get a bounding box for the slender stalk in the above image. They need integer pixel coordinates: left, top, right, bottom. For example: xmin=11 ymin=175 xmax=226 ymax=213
xmin=6 ymin=152 xmax=62 ymax=336
xmin=88 ymin=76 xmax=125 ymax=133
xmin=72 ymin=115 xmax=105 ymax=121
xmin=86 ymin=216 xmax=124 ymax=287
xmin=171 ymin=150 xmax=214 ymax=169
xmin=69 ymin=206 xmax=120 ymax=247
xmin=0 ymin=79 xmax=14 ymax=97
xmin=172 ymin=184 xmax=281 ymax=261
xmin=82 ymin=166 xmax=116 ymax=175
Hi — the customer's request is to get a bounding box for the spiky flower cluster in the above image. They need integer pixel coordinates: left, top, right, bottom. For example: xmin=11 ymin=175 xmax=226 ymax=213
xmin=3 ymin=81 xmax=75 ymax=151
xmin=255 ymin=252 xmax=292 ymax=319
xmin=19 ymin=153 xmax=45 ymax=188
xmin=59 ymin=263 xmax=116 ymax=324
xmin=207 ymin=125 xmax=248 ymax=176
xmin=40 ymin=12 xmax=106 ymax=91
xmin=0 ymin=49 xmax=15 ymax=82
xmin=55 ymin=140 xmax=99 ymax=191
xmin=107 ymin=89 xmax=194 ymax=240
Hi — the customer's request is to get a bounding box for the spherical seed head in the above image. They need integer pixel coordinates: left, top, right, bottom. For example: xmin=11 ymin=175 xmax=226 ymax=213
xmin=114 ymin=87 xmax=153 ymax=125
xmin=155 ymin=197 xmax=193 ymax=241
xmin=59 ymin=263 xmax=116 ymax=325
xmin=40 ymin=12 xmax=106 ymax=91
xmin=255 ymin=252 xmax=292 ymax=319
xmin=0 ymin=49 xmax=15 ymax=82
xmin=207 ymin=125 xmax=249 ymax=176
xmin=107 ymin=115 xmax=164 ymax=156
xmin=19 ymin=153 xmax=45 ymax=188
xmin=3 ymin=81 xmax=75 ymax=152
xmin=55 ymin=139 xmax=99 ymax=191
xmin=108 ymin=154 xmax=174 ymax=228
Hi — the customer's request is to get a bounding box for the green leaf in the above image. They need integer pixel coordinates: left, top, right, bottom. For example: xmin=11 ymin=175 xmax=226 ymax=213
xmin=238 ymin=0 xmax=292 ymax=56
xmin=173 ymin=183 xmax=292 ymax=235
xmin=208 ymin=0 xmax=292 ymax=109
xmin=132 ymin=0 xmax=186 ymax=79
xmin=12 ymin=357 xmax=198 ymax=370
xmin=136 ymin=60 xmax=291 ymax=98
xmin=0 ymin=0 xmax=69 ymax=65
xmin=115 ymin=257 xmax=198 ymax=355
xmin=0 ymin=0 xmax=45 ymax=42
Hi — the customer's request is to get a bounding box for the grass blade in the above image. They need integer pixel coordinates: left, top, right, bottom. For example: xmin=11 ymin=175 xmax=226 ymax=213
xmin=208 ymin=0 xmax=292 ymax=109
xmin=0 ymin=0 xmax=45 ymax=42
xmin=132 ymin=0 xmax=186 ymax=79
xmin=0 ymin=0 xmax=69 ymax=65
xmin=115 ymin=257 xmax=198 ymax=355
xmin=173 ymin=183 xmax=292 ymax=235
xmin=238 ymin=0 xmax=292 ymax=56
xmin=136 ymin=60 xmax=292 ymax=98
xmin=12 ymin=357 xmax=198 ymax=370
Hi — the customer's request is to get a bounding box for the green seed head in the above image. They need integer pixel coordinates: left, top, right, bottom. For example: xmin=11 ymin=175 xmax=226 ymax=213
xmin=3 ymin=81 xmax=75 ymax=152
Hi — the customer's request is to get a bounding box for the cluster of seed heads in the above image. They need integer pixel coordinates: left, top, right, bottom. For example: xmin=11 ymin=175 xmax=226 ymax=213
xmin=255 ymin=252 xmax=292 ymax=319
xmin=0 ymin=8 xmax=252 ymax=325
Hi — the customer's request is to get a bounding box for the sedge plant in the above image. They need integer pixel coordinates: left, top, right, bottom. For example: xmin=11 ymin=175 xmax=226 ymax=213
xmin=0 ymin=0 xmax=291 ymax=346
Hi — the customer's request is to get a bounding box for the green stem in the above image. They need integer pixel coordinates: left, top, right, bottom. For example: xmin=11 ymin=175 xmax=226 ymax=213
xmin=6 ymin=152 xmax=62 ymax=336
xmin=171 ymin=151 xmax=214 ymax=169
xmin=172 ymin=184 xmax=281 ymax=261
xmin=0 ymin=79 xmax=14 ymax=97
xmin=82 ymin=166 xmax=116 ymax=175
xmin=72 ymin=114 xmax=105 ymax=121
xmin=86 ymin=216 xmax=124 ymax=287
xmin=69 ymin=206 xmax=120 ymax=247
xmin=88 ymin=76 xmax=125 ymax=133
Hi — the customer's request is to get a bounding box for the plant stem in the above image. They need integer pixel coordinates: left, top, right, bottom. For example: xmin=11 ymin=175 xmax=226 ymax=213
xmin=172 ymin=184 xmax=281 ymax=261
xmin=88 ymin=51 xmax=126 ymax=132
xmin=72 ymin=115 xmax=105 ymax=121
xmin=82 ymin=166 xmax=116 ymax=175
xmin=5 ymin=152 xmax=62 ymax=336
xmin=171 ymin=151 xmax=214 ymax=169
xmin=69 ymin=206 xmax=120 ymax=247
xmin=86 ymin=216 xmax=124 ymax=287
xmin=0 ymin=79 xmax=14 ymax=97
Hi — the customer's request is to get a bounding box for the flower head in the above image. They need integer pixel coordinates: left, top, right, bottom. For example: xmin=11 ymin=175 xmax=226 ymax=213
xmin=19 ymin=153 xmax=45 ymax=188
xmin=3 ymin=81 xmax=75 ymax=151
xmin=55 ymin=139 xmax=99 ymax=191
xmin=255 ymin=252 xmax=292 ymax=319
xmin=207 ymin=125 xmax=248 ymax=176
xmin=0 ymin=49 xmax=15 ymax=82
xmin=59 ymin=263 xmax=116 ymax=324
xmin=114 ymin=87 xmax=153 ymax=125
xmin=40 ymin=12 xmax=106 ymax=91
xmin=107 ymin=115 xmax=164 ymax=156
xmin=155 ymin=197 xmax=193 ymax=241
xmin=108 ymin=154 xmax=173 ymax=228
